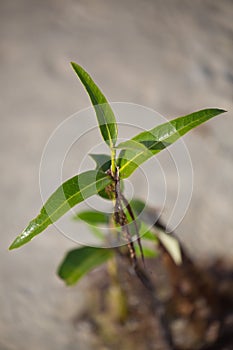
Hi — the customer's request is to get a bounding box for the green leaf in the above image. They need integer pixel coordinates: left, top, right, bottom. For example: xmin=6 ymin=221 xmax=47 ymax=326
xmin=135 ymin=245 xmax=157 ymax=258
xmin=117 ymin=108 xmax=226 ymax=178
xmin=58 ymin=246 xmax=113 ymax=285
xmin=88 ymin=226 xmax=105 ymax=240
xmin=141 ymin=226 xmax=158 ymax=242
xmin=89 ymin=153 xmax=124 ymax=201
xmin=129 ymin=198 xmax=146 ymax=216
xmin=73 ymin=210 xmax=110 ymax=225
xmin=89 ymin=153 xmax=114 ymax=199
xmin=9 ymin=171 xmax=111 ymax=250
xmin=71 ymin=62 xmax=118 ymax=148
xmin=89 ymin=153 xmax=111 ymax=173
xmin=117 ymin=139 xmax=148 ymax=151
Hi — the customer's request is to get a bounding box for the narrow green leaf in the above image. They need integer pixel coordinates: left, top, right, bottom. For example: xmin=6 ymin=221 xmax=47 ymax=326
xmin=117 ymin=139 xmax=148 ymax=151
xmin=9 ymin=171 xmax=111 ymax=250
xmin=58 ymin=246 xmax=113 ymax=285
xmin=71 ymin=62 xmax=118 ymax=148
xmin=73 ymin=210 xmax=110 ymax=225
xmin=118 ymin=109 xmax=226 ymax=178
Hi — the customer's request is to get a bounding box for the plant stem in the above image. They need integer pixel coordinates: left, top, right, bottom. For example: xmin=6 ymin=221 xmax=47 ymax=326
xmin=134 ymin=264 xmax=174 ymax=350
xmin=121 ymin=193 xmax=145 ymax=267
xmin=113 ymin=167 xmax=137 ymax=267
xmin=118 ymin=249 xmax=174 ymax=350
xmin=110 ymin=148 xmax=116 ymax=176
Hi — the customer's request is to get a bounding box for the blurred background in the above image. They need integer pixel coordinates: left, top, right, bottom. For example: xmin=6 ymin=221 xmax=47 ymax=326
xmin=0 ymin=0 xmax=232 ymax=349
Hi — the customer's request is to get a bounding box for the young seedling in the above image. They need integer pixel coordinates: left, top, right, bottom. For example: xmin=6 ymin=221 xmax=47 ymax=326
xmin=9 ymin=62 xmax=226 ymax=347
xmin=9 ymin=61 xmax=226 ymax=267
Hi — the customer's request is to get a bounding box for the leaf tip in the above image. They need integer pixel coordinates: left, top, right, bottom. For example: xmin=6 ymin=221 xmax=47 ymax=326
xmin=217 ymin=108 xmax=227 ymax=114
xmin=9 ymin=229 xmax=30 ymax=250
xmin=70 ymin=61 xmax=79 ymax=72
xmin=8 ymin=239 xmax=18 ymax=250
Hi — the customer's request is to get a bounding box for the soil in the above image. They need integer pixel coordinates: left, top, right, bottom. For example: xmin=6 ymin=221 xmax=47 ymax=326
xmin=72 ymin=253 xmax=233 ymax=350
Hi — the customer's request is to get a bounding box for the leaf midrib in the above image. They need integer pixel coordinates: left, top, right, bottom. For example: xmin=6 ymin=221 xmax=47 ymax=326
xmin=88 ymin=87 xmax=114 ymax=149
xmin=72 ymin=62 xmax=116 ymax=149
xmin=27 ymin=173 xmax=111 ymax=233
xmin=119 ymin=111 xmax=215 ymax=176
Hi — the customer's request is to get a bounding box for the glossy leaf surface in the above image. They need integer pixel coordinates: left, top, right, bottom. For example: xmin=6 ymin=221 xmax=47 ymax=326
xmin=71 ymin=62 xmax=118 ymax=148
xmin=9 ymin=171 xmax=111 ymax=249
xmin=118 ymin=109 xmax=226 ymax=178
xmin=58 ymin=246 xmax=113 ymax=285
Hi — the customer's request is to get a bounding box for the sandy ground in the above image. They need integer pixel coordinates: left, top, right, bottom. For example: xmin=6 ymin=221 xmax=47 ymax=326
xmin=0 ymin=0 xmax=232 ymax=349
